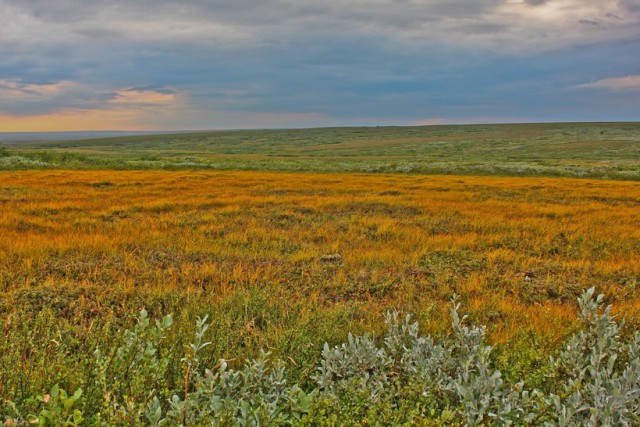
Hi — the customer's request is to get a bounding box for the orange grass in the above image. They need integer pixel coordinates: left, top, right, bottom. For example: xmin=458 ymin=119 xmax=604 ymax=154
xmin=1 ymin=170 xmax=639 ymax=345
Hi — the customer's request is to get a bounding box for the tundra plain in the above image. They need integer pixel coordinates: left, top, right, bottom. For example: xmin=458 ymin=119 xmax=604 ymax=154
xmin=1 ymin=124 xmax=640 ymax=424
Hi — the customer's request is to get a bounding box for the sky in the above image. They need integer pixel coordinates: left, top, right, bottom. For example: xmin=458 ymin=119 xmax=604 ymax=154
xmin=0 ymin=0 xmax=639 ymax=131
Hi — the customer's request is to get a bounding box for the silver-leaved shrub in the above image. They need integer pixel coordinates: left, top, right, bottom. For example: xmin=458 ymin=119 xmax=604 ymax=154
xmin=315 ymin=303 xmax=538 ymax=425
xmin=3 ymin=288 xmax=639 ymax=426
xmin=145 ymin=316 xmax=314 ymax=426
xmin=541 ymin=288 xmax=640 ymax=426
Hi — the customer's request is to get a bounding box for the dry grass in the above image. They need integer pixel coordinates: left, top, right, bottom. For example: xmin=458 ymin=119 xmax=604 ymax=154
xmin=1 ymin=170 xmax=639 ymax=345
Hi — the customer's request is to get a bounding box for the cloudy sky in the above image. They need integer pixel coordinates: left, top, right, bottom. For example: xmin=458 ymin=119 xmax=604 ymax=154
xmin=0 ymin=0 xmax=639 ymax=131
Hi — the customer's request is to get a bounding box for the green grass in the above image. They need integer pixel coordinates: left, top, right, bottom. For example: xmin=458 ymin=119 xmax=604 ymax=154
xmin=2 ymin=122 xmax=639 ymax=179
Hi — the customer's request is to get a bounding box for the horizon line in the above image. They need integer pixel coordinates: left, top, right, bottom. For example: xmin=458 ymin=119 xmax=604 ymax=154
xmin=2 ymin=120 xmax=639 ymax=135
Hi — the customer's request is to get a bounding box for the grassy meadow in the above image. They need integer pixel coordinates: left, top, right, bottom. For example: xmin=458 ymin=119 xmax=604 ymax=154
xmin=2 ymin=122 xmax=640 ymax=179
xmin=1 ymin=124 xmax=640 ymax=424
xmin=1 ymin=169 xmax=640 ymax=422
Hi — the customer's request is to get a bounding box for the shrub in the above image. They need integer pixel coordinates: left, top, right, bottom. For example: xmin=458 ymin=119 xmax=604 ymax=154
xmin=541 ymin=288 xmax=640 ymax=426
xmin=314 ymin=305 xmax=537 ymax=425
xmin=146 ymin=316 xmax=314 ymax=426
xmin=3 ymin=288 xmax=640 ymax=425
xmin=92 ymin=309 xmax=173 ymax=425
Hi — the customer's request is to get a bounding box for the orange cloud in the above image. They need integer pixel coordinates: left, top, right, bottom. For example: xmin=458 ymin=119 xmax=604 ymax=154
xmin=575 ymin=75 xmax=640 ymax=91
xmin=0 ymin=87 xmax=184 ymax=132
xmin=0 ymin=79 xmax=76 ymax=100
xmin=109 ymin=89 xmax=177 ymax=104
xmin=0 ymin=104 xmax=330 ymax=132
xmin=0 ymin=109 xmax=151 ymax=132
xmin=413 ymin=118 xmax=449 ymax=126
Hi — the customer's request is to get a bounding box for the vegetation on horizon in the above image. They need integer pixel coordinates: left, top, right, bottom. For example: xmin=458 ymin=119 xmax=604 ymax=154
xmin=2 ymin=122 xmax=639 ymax=179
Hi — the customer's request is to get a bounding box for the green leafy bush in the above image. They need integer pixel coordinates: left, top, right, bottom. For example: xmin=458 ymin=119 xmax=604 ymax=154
xmin=3 ymin=384 xmax=84 ymax=426
xmin=93 ymin=309 xmax=173 ymax=424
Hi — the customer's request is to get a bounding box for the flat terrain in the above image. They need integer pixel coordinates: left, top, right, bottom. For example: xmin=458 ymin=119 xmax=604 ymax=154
xmin=2 ymin=170 xmax=639 ymax=402
xmin=2 ymin=122 xmax=639 ymax=179
xmin=2 ymin=124 xmax=640 ymax=421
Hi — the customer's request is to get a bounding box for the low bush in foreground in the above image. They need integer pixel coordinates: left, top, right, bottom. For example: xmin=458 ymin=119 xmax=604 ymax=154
xmin=3 ymin=288 xmax=639 ymax=426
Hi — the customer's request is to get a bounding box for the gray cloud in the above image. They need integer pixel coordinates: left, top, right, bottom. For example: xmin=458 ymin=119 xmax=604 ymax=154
xmin=1 ymin=0 xmax=639 ymax=128
xmin=2 ymin=0 xmax=639 ymax=53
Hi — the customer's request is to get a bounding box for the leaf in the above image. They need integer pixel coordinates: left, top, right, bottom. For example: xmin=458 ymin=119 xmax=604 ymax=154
xmin=50 ymin=385 xmax=59 ymax=400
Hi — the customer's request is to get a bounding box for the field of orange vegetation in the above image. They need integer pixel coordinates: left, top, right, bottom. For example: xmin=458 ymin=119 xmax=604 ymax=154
xmin=1 ymin=170 xmax=639 ymax=346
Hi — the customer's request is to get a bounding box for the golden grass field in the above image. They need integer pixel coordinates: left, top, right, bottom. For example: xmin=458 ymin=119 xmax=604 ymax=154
xmin=2 ymin=170 xmax=639 ymax=348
